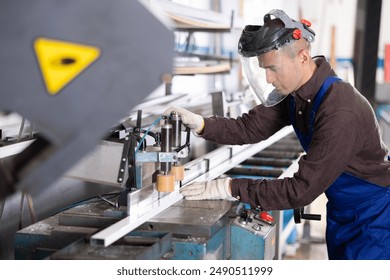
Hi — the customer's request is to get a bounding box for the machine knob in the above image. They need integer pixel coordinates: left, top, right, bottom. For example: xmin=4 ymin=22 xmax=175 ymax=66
xmin=252 ymin=223 xmax=262 ymax=231
xmin=239 ymin=217 xmax=248 ymax=225
xmin=293 ymin=207 xmax=321 ymax=223
xmin=258 ymin=211 xmax=274 ymax=225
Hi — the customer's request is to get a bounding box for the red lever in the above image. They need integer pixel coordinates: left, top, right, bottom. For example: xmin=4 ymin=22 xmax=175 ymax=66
xmin=300 ymin=19 xmax=312 ymax=27
xmin=292 ymin=29 xmax=302 ymax=40
xmin=259 ymin=211 xmax=274 ymax=224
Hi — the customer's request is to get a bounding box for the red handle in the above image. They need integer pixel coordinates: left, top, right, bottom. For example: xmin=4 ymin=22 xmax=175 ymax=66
xmin=259 ymin=211 xmax=274 ymax=224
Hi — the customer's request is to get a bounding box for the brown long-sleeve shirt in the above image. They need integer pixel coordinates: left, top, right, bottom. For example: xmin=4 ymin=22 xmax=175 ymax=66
xmin=201 ymin=56 xmax=390 ymax=211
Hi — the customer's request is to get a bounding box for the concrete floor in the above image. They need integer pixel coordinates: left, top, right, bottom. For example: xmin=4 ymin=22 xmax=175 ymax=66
xmin=283 ymin=241 xmax=328 ymax=260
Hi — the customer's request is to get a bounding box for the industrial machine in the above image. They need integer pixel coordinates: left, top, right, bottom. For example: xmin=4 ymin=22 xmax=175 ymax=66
xmin=0 ymin=0 xmax=321 ymax=260
xmin=11 ymin=120 xmax=302 ymax=260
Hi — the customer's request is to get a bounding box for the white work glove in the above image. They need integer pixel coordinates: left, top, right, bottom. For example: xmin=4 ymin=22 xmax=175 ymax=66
xmin=180 ymin=178 xmax=234 ymax=200
xmin=163 ymin=107 xmax=204 ymax=134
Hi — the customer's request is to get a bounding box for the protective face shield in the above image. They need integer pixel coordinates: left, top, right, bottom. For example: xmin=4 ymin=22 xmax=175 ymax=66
xmin=238 ymin=9 xmax=315 ymax=107
xmin=240 ymin=54 xmax=286 ymax=107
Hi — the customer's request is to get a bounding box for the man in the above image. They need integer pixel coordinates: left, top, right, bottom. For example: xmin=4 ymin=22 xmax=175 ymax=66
xmin=164 ymin=9 xmax=390 ymax=260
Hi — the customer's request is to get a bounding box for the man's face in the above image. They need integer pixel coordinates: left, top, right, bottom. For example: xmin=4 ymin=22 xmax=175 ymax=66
xmin=257 ymin=49 xmax=302 ymax=96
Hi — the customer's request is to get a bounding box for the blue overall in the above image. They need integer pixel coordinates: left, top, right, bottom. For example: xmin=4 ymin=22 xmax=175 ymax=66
xmin=289 ymin=76 xmax=390 ymax=259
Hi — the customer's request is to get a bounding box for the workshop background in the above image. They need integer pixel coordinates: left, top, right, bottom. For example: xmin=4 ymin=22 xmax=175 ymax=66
xmin=0 ymin=0 xmax=389 ymax=260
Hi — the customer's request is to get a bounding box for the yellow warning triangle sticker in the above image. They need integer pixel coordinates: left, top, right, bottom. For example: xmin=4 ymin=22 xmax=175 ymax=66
xmin=34 ymin=37 xmax=101 ymax=95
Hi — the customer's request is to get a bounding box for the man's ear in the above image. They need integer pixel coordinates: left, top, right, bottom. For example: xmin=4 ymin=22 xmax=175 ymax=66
xmin=299 ymin=48 xmax=310 ymax=64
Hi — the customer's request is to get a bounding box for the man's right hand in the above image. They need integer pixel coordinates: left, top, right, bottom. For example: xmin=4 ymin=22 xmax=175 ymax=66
xmin=163 ymin=107 xmax=204 ymax=134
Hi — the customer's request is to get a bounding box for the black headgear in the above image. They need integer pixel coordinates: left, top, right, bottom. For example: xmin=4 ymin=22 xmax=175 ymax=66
xmin=238 ymin=9 xmax=315 ymax=57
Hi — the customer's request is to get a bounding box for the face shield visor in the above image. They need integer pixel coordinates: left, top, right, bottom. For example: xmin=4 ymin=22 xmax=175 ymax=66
xmin=240 ymin=54 xmax=287 ymax=107
xmin=237 ymin=9 xmax=315 ymax=107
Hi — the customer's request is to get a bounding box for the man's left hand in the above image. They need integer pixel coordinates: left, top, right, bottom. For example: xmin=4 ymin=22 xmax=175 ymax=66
xmin=180 ymin=178 xmax=233 ymax=200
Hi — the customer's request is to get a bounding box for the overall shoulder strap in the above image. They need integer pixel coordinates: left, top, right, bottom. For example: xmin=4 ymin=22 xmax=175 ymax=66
xmin=309 ymin=76 xmax=341 ymax=134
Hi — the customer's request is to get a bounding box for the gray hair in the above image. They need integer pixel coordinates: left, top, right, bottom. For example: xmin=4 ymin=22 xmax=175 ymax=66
xmin=280 ymin=39 xmax=311 ymax=58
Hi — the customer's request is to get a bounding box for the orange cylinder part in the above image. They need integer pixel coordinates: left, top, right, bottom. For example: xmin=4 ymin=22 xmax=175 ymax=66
xmin=171 ymin=165 xmax=185 ymax=181
xmin=156 ymin=173 xmax=175 ymax=192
